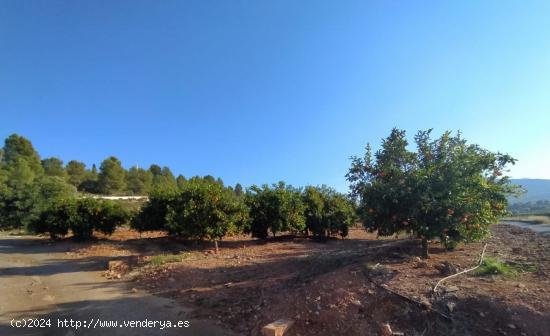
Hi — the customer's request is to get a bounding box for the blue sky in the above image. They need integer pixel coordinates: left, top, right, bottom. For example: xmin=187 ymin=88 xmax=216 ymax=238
xmin=1 ymin=1 xmax=549 ymax=191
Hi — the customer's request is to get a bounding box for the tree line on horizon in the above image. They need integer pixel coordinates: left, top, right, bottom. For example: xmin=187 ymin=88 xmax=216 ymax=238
xmin=0 ymin=134 xmax=356 ymax=246
xmin=0 ymin=130 xmax=517 ymax=258
xmin=508 ymin=200 xmax=550 ymax=215
xmin=31 ymin=148 xmax=225 ymax=196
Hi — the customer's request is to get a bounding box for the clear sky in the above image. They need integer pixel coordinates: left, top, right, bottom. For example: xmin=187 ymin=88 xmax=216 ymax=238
xmin=1 ymin=1 xmax=549 ymax=191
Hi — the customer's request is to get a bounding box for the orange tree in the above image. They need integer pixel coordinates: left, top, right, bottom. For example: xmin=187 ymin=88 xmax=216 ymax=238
xmin=164 ymin=177 xmax=248 ymax=252
xmin=302 ymin=186 xmax=356 ymax=239
xmin=245 ymin=182 xmax=305 ymax=239
xmin=347 ymin=128 xmax=517 ymax=258
xmin=30 ymin=198 xmax=128 ymax=240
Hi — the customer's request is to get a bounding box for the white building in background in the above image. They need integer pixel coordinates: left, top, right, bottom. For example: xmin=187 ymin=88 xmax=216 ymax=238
xmin=88 ymin=195 xmax=149 ymax=201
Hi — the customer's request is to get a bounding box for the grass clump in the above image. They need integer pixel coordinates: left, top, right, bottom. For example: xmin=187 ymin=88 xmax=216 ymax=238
xmin=148 ymin=252 xmax=189 ymax=266
xmin=474 ymin=256 xmax=537 ymax=277
xmin=504 ymin=215 xmax=550 ymax=224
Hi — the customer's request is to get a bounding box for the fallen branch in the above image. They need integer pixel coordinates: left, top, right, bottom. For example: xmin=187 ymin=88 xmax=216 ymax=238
xmin=433 ymin=242 xmax=488 ymax=293
xmin=375 ymin=283 xmax=452 ymax=321
xmin=362 ymin=262 xmax=453 ymax=321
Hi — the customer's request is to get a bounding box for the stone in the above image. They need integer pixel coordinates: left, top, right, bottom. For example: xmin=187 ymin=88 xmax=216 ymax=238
xmin=416 ymin=261 xmax=428 ymax=268
xmin=262 ymin=319 xmax=294 ymax=336
xmin=435 ymin=262 xmax=459 ymax=276
xmin=380 ymin=323 xmax=392 ymax=336
xmin=419 ymin=297 xmax=432 ymax=310
xmin=517 ymin=283 xmax=526 ymax=288
xmin=446 ymin=302 xmax=456 ymax=313
xmin=108 ymin=260 xmax=129 ymax=273
xmin=350 ymin=299 xmax=362 ymax=307
xmin=445 ymin=286 xmax=460 ymax=293
xmin=507 ymin=324 xmax=516 ymax=329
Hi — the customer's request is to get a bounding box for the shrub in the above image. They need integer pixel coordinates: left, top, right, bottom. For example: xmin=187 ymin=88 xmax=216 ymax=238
xmin=303 ymin=186 xmax=356 ymax=239
xmin=95 ymin=199 xmax=129 ymax=235
xmin=130 ymin=191 xmax=176 ymax=233
xmin=246 ymin=182 xmax=305 ymax=239
xmin=164 ymin=178 xmax=247 ymax=250
xmin=29 ymin=199 xmax=75 ymax=239
xmin=30 ymin=198 xmax=128 ymax=240
xmin=474 ymin=257 xmax=517 ymax=277
xmin=474 ymin=257 xmax=537 ymax=277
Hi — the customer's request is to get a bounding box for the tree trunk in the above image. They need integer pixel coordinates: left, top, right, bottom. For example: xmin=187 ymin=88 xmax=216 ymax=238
xmin=421 ymin=237 xmax=429 ymax=259
xmin=214 ymin=240 xmax=219 ymax=254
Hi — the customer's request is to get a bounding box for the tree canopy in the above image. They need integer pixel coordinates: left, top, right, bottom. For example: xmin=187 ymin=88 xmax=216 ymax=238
xmin=245 ymin=182 xmax=306 ymax=239
xmin=98 ymin=156 xmax=126 ymax=194
xmin=0 ymin=135 xmax=75 ymax=229
xmin=42 ymin=157 xmax=67 ymax=178
xmin=66 ymin=160 xmax=87 ymax=189
xmin=303 ymin=186 xmax=356 ymax=239
xmin=347 ymin=128 xmax=517 ymax=258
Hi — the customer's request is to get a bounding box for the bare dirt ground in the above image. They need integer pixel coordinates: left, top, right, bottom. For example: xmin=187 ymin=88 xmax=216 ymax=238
xmin=66 ymin=224 xmax=550 ymax=336
xmin=0 ymin=233 xmax=234 ymax=336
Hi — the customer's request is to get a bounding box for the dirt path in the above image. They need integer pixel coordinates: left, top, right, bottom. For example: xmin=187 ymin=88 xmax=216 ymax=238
xmin=0 ymin=234 xmax=234 ymax=336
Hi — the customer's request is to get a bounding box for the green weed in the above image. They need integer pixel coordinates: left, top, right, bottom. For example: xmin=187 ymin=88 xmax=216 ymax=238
xmin=474 ymin=256 xmax=536 ymax=277
xmin=148 ymin=252 xmax=189 ymax=266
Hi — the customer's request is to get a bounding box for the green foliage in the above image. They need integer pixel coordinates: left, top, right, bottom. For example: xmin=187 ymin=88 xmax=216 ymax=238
xmin=41 ymin=157 xmax=66 ymax=178
xmin=2 ymin=134 xmax=43 ymax=174
xmin=234 ymin=183 xmax=244 ymax=197
xmin=245 ymin=182 xmax=305 ymax=239
xmin=79 ymin=164 xmax=99 ymax=193
xmin=0 ymin=135 xmax=77 ymax=230
xmin=149 ymin=165 xmax=178 ymax=193
xmin=125 ymin=166 xmax=153 ymax=195
xmin=474 ymin=257 xmax=515 ymax=276
xmin=473 ymin=257 xmax=536 ymax=277
xmin=176 ymin=175 xmax=187 ymax=190
xmin=348 ymin=128 xmax=516 ymax=257
xmin=29 ymin=198 xmax=75 ymax=239
xmin=98 ymin=156 xmax=126 ymax=194
xmin=165 ymin=177 xmax=248 ymax=242
xmin=65 ymin=160 xmax=87 ymax=189
xmin=303 ymin=186 xmax=356 ymax=239
xmin=0 ymin=158 xmax=40 ymax=228
xmin=33 ymin=176 xmax=77 ymax=229
xmin=29 ymin=198 xmax=129 ymax=240
xmin=148 ymin=253 xmax=189 ymax=266
xmin=130 ymin=190 xmax=177 ymax=233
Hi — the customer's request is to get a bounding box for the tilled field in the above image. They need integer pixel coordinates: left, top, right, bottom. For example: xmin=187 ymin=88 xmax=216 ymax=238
xmin=72 ymin=224 xmax=550 ymax=336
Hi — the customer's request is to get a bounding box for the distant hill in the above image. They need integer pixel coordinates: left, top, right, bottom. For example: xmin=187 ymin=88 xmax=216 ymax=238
xmin=509 ymin=179 xmax=550 ymax=204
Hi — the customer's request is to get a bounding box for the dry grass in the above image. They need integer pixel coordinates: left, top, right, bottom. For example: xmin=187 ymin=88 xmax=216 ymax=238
xmin=504 ymin=215 xmax=550 ymax=225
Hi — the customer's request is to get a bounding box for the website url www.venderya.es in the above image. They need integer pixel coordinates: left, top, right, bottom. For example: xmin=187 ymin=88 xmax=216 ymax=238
xmin=10 ymin=318 xmax=190 ymax=330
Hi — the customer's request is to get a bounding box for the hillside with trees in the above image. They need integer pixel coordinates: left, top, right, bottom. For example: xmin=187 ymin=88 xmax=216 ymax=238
xmin=507 ymin=179 xmax=550 ymax=214
xmin=509 ymin=179 xmax=550 ymax=203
